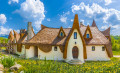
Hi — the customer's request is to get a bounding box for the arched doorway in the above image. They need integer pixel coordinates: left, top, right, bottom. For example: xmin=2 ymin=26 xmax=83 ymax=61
xmin=72 ymin=46 xmax=79 ymax=59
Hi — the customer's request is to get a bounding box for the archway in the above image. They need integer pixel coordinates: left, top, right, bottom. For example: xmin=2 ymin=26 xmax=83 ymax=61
xmin=72 ymin=46 xmax=79 ymax=59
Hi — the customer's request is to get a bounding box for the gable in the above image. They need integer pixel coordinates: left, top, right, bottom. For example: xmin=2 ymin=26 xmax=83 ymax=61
xmin=84 ymin=26 xmax=93 ymax=39
xmin=63 ymin=14 xmax=87 ymax=59
xmin=58 ymin=27 xmax=66 ymax=37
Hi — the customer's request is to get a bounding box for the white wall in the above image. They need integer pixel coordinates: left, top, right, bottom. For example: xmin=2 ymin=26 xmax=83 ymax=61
xmin=13 ymin=45 xmax=17 ymax=54
xmin=25 ymin=46 xmax=35 ymax=58
xmin=38 ymin=46 xmax=63 ymax=60
xmin=86 ymin=45 xmax=110 ymax=61
xmin=66 ymin=29 xmax=84 ymax=62
xmin=16 ymin=45 xmax=25 ymax=56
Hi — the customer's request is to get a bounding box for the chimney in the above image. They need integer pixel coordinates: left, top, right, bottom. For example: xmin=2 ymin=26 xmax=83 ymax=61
xmin=80 ymin=22 xmax=83 ymax=25
xmin=27 ymin=22 xmax=33 ymax=40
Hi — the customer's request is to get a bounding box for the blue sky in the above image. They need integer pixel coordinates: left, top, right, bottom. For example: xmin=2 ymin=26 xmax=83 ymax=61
xmin=0 ymin=0 xmax=120 ymax=37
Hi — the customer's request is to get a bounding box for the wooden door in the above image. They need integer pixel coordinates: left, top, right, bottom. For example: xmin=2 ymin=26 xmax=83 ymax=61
xmin=72 ymin=46 xmax=78 ymax=59
xmin=34 ymin=46 xmax=38 ymax=57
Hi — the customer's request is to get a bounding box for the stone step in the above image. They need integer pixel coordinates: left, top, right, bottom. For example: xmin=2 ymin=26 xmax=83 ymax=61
xmin=68 ymin=60 xmax=83 ymax=65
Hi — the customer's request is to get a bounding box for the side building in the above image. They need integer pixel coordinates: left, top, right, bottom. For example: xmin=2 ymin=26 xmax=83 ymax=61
xmin=8 ymin=22 xmax=35 ymax=56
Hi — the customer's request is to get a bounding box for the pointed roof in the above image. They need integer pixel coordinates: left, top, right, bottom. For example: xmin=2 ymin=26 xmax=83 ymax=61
xmin=41 ymin=24 xmax=47 ymax=30
xmin=84 ymin=25 xmax=93 ymax=38
xmin=8 ymin=31 xmax=14 ymax=42
xmin=72 ymin=14 xmax=79 ymax=29
xmin=58 ymin=27 xmax=66 ymax=37
xmin=91 ymin=19 xmax=97 ymax=28
xmin=64 ymin=14 xmax=87 ymax=59
xmin=101 ymin=27 xmax=110 ymax=36
xmin=13 ymin=30 xmax=20 ymax=42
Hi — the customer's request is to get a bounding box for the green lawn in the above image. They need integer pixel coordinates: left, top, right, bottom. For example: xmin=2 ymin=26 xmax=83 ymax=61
xmin=1 ymin=47 xmax=6 ymax=50
xmin=113 ymin=51 xmax=120 ymax=55
xmin=1 ymin=53 xmax=120 ymax=73
xmin=15 ymin=57 xmax=120 ymax=73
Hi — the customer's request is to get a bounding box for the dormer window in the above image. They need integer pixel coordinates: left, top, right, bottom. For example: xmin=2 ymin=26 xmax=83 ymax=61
xmin=58 ymin=27 xmax=66 ymax=38
xmin=84 ymin=25 xmax=93 ymax=39
xmin=60 ymin=32 xmax=63 ymax=37
xmin=87 ymin=34 xmax=90 ymax=38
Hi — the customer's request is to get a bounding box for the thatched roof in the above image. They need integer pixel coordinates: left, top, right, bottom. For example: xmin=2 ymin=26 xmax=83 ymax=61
xmin=101 ymin=27 xmax=110 ymax=36
xmin=91 ymin=20 xmax=98 ymax=28
xmin=13 ymin=30 xmax=20 ymax=42
xmin=8 ymin=31 xmax=14 ymax=42
xmin=24 ymin=25 xmax=109 ymax=45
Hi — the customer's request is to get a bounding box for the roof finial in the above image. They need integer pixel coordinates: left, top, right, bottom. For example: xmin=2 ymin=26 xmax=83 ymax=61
xmin=91 ymin=19 xmax=97 ymax=28
xmin=72 ymin=14 xmax=79 ymax=28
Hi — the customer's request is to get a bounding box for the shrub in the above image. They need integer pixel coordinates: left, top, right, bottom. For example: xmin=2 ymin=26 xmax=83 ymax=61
xmin=0 ymin=56 xmax=15 ymax=68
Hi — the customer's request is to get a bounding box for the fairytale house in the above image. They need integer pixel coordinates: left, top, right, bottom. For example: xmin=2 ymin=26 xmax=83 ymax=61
xmin=8 ymin=14 xmax=113 ymax=64
xmin=8 ymin=22 xmax=35 ymax=55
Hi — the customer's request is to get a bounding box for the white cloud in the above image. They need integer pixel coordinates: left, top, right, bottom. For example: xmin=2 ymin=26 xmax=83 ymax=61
xmin=47 ymin=18 xmax=50 ymax=21
xmin=60 ymin=17 xmax=67 ymax=23
xmin=71 ymin=2 xmax=120 ymax=27
xmin=0 ymin=26 xmax=20 ymax=36
xmin=8 ymin=0 xmax=19 ymax=4
xmin=71 ymin=19 xmax=73 ymax=22
xmin=0 ymin=14 xmax=7 ymax=24
xmin=104 ymin=0 xmax=112 ymax=5
xmin=14 ymin=0 xmax=45 ymax=30
xmin=0 ymin=26 xmax=12 ymax=35
xmin=60 ymin=11 xmax=70 ymax=23
xmin=101 ymin=25 xmax=108 ymax=29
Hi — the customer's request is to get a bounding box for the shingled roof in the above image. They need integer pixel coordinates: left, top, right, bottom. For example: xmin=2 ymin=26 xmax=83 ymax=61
xmin=101 ymin=27 xmax=110 ymax=36
xmin=24 ymin=25 xmax=109 ymax=45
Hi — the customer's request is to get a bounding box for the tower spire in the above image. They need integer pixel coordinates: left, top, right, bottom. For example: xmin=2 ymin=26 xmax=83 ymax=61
xmin=91 ymin=19 xmax=97 ymax=28
xmin=72 ymin=14 xmax=79 ymax=28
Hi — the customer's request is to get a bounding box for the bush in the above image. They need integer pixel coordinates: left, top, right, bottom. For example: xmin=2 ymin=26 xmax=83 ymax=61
xmin=0 ymin=56 xmax=15 ymax=68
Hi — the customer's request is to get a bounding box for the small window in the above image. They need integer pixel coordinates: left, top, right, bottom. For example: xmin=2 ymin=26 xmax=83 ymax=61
xmin=54 ymin=46 xmax=57 ymax=51
xmin=74 ymin=32 xmax=77 ymax=39
xmin=87 ymin=34 xmax=90 ymax=38
xmin=60 ymin=32 xmax=63 ymax=37
xmin=92 ymin=46 xmax=95 ymax=51
xmin=102 ymin=46 xmax=105 ymax=51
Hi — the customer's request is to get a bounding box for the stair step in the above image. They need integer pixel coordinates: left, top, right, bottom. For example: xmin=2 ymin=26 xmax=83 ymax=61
xmin=67 ymin=60 xmax=83 ymax=64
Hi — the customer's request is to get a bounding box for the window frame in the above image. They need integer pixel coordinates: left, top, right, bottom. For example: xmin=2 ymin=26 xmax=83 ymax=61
xmin=92 ymin=46 xmax=95 ymax=51
xmin=74 ymin=32 xmax=77 ymax=39
xmin=102 ymin=46 xmax=105 ymax=51
xmin=60 ymin=32 xmax=63 ymax=37
xmin=54 ymin=46 xmax=57 ymax=51
xmin=86 ymin=34 xmax=90 ymax=38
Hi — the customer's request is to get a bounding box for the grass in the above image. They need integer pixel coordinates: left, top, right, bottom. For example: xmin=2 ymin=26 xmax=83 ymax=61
xmin=1 ymin=47 xmax=6 ymax=50
xmin=14 ymin=57 xmax=120 ymax=73
xmin=0 ymin=56 xmax=15 ymax=68
xmin=112 ymin=51 xmax=120 ymax=55
xmin=0 ymin=53 xmax=120 ymax=73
